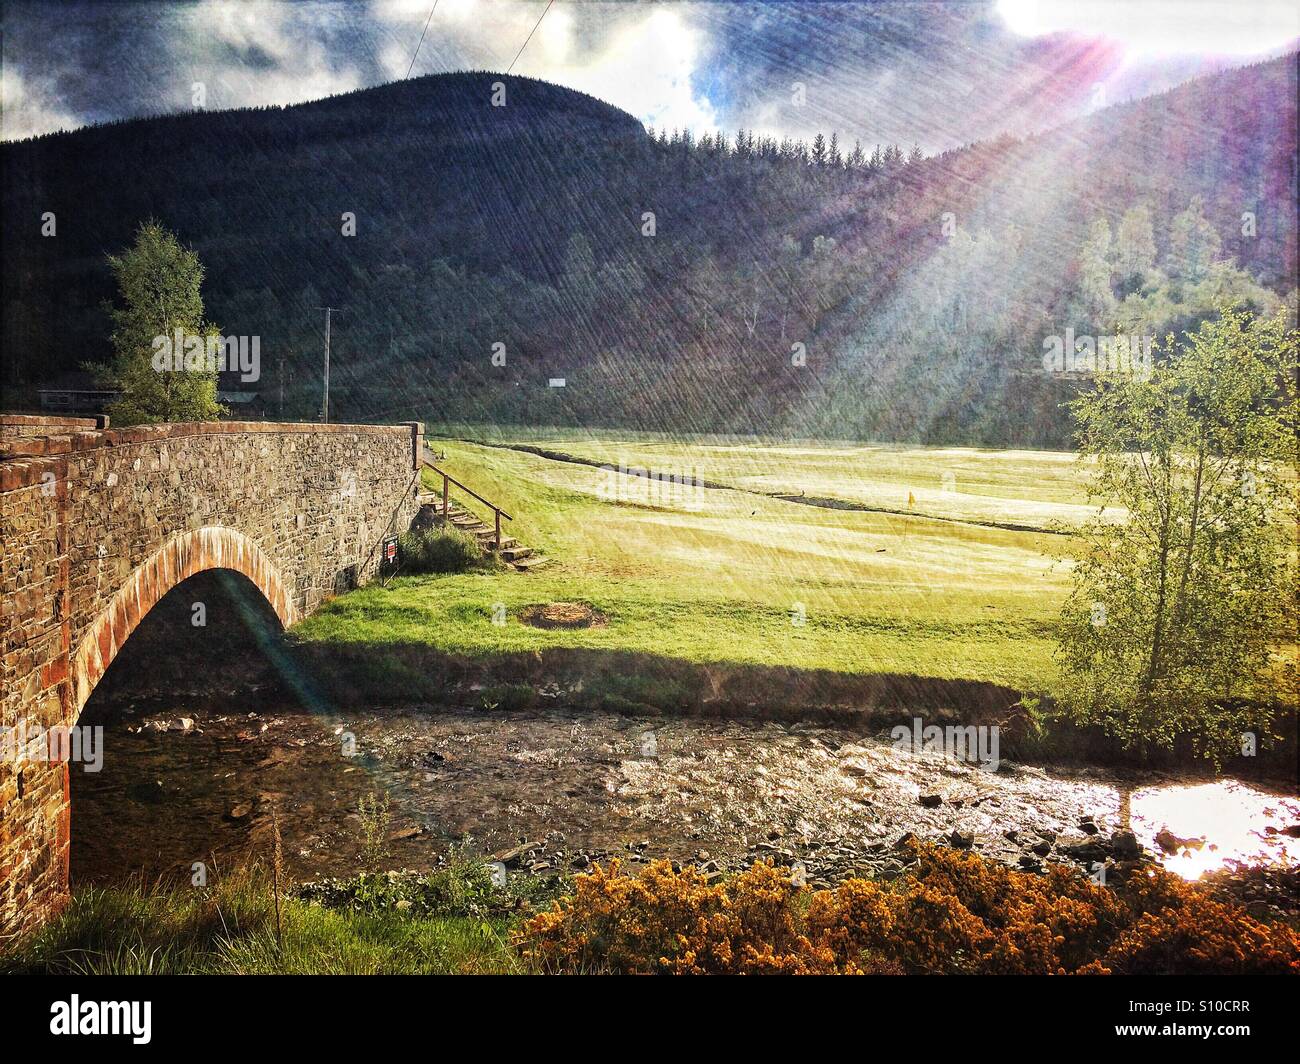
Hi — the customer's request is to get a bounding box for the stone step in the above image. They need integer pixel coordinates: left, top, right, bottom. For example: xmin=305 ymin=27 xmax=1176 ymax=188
xmin=418 ymin=504 xmax=477 ymax=523
xmin=414 ymin=491 xmax=541 ymax=570
xmin=417 ymin=495 xmax=469 ymax=512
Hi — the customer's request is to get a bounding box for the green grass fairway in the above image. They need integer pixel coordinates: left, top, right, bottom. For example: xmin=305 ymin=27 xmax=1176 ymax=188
xmin=465 ymin=432 xmax=1108 ymax=531
xmin=295 ymin=433 xmax=1085 ymax=690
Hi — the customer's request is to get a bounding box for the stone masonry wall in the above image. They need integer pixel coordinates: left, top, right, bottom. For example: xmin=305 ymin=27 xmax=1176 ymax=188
xmin=0 ymin=414 xmax=102 ymax=441
xmin=0 ymin=419 xmax=422 ymax=941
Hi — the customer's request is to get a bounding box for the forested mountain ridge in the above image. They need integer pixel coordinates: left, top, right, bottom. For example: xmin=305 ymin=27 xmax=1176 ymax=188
xmin=2 ymin=57 xmax=1295 ymax=445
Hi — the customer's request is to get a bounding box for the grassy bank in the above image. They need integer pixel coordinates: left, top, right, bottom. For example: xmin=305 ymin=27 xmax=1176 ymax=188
xmin=1 ymin=867 xmax=520 ymax=975
xmin=297 ymin=435 xmax=1072 ymax=692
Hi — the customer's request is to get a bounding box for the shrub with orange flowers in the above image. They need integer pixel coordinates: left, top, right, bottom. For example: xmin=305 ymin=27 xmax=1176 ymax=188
xmin=1090 ymin=870 xmax=1300 ymax=975
xmin=517 ymin=858 xmax=843 ymax=974
xmin=514 ymin=842 xmax=1300 ymax=975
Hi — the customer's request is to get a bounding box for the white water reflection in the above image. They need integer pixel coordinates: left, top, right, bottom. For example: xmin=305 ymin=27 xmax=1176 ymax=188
xmin=1125 ymin=780 xmax=1300 ymax=880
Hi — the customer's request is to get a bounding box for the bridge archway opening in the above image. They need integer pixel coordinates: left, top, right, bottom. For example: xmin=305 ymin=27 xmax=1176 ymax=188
xmin=70 ymin=567 xmax=298 ymax=888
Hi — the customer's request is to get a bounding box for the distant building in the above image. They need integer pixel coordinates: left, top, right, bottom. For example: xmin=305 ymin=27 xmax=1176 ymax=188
xmin=37 ymin=371 xmax=120 ymax=414
xmin=36 ymin=370 xmax=265 ymax=419
xmin=217 ymin=389 xmax=267 ymax=418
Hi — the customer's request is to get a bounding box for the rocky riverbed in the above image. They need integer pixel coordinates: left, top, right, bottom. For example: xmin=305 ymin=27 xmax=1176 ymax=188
xmin=71 ymin=700 xmax=1300 ymax=915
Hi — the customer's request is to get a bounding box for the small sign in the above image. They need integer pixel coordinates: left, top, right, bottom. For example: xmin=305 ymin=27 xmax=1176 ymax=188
xmin=383 ymin=535 xmax=398 ymax=563
xmin=548 ymin=378 xmax=566 ymax=388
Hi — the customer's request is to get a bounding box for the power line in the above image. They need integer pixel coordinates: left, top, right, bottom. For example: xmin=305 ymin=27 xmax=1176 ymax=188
xmin=507 ymin=0 xmax=555 ymax=75
xmin=405 ymin=0 xmax=440 ymax=79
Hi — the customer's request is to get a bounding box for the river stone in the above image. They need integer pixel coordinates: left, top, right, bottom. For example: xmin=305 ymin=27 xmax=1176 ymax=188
xmin=1155 ymin=828 xmax=1205 ymax=854
xmin=1059 ymin=834 xmax=1109 ymax=862
xmin=1111 ymin=830 xmax=1141 ymax=859
xmin=494 ymin=841 xmax=542 ymax=866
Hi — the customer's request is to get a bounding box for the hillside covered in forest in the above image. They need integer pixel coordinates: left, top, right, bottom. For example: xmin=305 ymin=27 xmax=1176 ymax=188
xmin=2 ymin=56 xmax=1295 ymax=445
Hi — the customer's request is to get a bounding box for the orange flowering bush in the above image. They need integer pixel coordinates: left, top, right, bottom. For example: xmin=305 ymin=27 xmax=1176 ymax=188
xmin=517 ymin=858 xmax=844 ymax=973
xmin=1090 ymin=868 xmax=1300 ymax=975
xmin=515 ymin=843 xmax=1300 ymax=976
xmin=895 ymin=844 xmax=1128 ymax=974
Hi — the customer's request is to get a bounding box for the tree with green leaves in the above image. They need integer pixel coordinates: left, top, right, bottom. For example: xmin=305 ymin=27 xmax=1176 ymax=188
xmin=1166 ymin=195 xmax=1222 ymax=282
xmin=1077 ymin=217 xmax=1116 ymax=321
xmin=1113 ymin=204 xmax=1156 ymax=288
xmin=1056 ymin=305 xmax=1298 ymax=762
xmin=99 ymin=220 xmax=223 ymax=425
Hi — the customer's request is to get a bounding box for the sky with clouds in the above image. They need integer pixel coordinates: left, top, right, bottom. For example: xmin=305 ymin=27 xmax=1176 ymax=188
xmin=3 ymin=0 xmax=1297 ymax=147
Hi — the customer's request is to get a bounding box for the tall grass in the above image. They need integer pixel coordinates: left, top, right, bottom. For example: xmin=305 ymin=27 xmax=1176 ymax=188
xmin=397 ymin=528 xmax=492 ymax=574
xmin=2 ymin=865 xmax=521 ymax=975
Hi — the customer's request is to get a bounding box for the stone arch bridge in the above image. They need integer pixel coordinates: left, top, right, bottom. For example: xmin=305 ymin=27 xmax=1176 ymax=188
xmin=1 ymin=414 xmax=424 ymax=940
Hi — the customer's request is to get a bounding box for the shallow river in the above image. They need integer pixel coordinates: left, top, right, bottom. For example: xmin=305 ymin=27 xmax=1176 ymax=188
xmin=71 ymin=701 xmax=1300 ymax=889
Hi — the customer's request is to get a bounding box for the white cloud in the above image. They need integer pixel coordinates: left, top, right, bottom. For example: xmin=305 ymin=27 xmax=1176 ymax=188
xmin=997 ymin=0 xmax=1300 ymax=56
xmin=198 ymin=0 xmax=296 ymax=61
xmin=516 ymin=7 xmax=717 ymax=132
xmin=0 ymin=67 xmax=80 ymax=140
xmin=373 ymin=0 xmax=718 ymax=131
xmin=372 ymin=0 xmax=481 ymax=24
xmin=188 ymin=0 xmax=364 ymax=109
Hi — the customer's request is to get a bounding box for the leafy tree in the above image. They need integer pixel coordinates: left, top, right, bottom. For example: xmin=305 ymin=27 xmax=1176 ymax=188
xmin=1114 ymin=205 xmax=1156 ymax=288
xmin=1077 ymin=217 xmax=1116 ymax=322
xmin=99 ymin=220 xmax=223 ymax=425
xmin=1166 ymin=195 xmax=1222 ymax=282
xmin=807 ymin=235 xmax=843 ymax=323
xmin=1056 ymin=305 xmax=1299 ymax=761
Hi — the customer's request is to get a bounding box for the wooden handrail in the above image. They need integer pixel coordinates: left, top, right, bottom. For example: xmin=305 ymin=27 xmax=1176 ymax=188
xmin=421 ymin=449 xmax=513 ymax=551
xmin=422 ymin=461 xmax=513 ymax=521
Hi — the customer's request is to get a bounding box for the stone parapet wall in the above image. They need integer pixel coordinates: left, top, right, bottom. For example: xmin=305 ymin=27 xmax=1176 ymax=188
xmin=0 ymin=414 xmax=102 ymax=441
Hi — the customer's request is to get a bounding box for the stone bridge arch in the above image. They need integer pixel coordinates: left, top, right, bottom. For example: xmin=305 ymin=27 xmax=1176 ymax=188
xmin=70 ymin=526 xmax=294 ymax=722
xmin=1 ymin=415 xmax=424 ymax=939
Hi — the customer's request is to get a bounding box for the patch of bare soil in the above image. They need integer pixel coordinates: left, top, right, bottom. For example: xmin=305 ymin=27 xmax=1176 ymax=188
xmin=519 ymin=602 xmax=607 ymax=629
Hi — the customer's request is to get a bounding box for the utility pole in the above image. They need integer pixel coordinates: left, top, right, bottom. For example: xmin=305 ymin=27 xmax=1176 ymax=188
xmin=316 ymin=306 xmax=343 ymax=423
